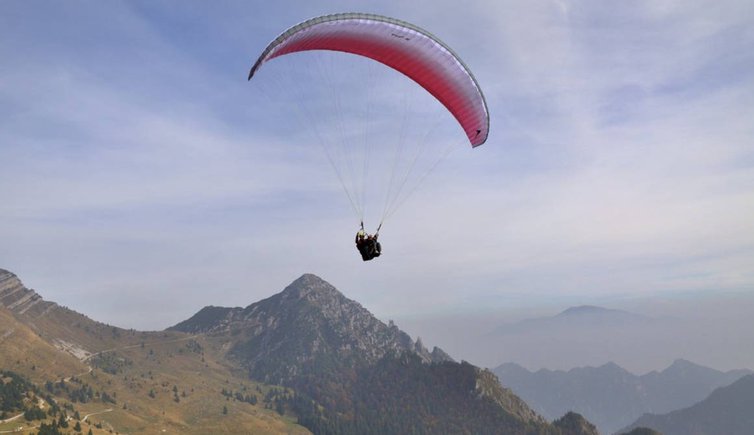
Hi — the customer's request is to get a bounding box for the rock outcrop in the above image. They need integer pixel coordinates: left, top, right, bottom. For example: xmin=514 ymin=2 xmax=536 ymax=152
xmin=0 ymin=269 xmax=56 ymax=317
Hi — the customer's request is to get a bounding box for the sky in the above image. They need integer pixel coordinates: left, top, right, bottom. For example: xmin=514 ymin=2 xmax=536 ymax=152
xmin=1 ymin=1 xmax=753 ymax=367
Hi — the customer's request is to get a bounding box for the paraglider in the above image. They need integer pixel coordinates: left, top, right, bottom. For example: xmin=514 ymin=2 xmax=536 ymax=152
xmin=355 ymin=223 xmax=381 ymax=261
xmin=248 ymin=13 xmax=489 ymax=261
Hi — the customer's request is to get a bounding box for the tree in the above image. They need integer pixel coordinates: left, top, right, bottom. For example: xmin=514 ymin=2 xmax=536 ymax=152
xmin=37 ymin=422 xmax=63 ymax=435
xmin=222 ymin=405 xmax=228 ymax=415
xmin=101 ymin=391 xmax=116 ymax=404
xmin=58 ymin=413 xmax=69 ymax=428
xmin=23 ymin=407 xmax=46 ymax=421
xmin=74 ymin=421 xmax=82 ymax=432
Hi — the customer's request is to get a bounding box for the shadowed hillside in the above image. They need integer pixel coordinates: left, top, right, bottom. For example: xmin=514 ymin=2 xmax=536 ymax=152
xmin=620 ymin=374 xmax=754 ymax=435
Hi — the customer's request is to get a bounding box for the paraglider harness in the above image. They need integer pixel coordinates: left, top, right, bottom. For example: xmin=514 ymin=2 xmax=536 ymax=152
xmin=356 ymin=222 xmax=382 ymax=261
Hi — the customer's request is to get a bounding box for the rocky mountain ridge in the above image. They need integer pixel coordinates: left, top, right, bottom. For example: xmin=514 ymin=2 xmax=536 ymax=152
xmin=0 ymin=268 xmax=148 ymax=363
xmin=0 ymin=268 xmax=57 ymax=318
xmin=172 ymin=273 xmax=597 ymax=434
xmin=171 ymin=273 xmax=452 ymax=382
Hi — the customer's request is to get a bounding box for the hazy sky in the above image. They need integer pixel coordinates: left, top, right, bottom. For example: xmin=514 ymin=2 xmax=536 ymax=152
xmin=1 ymin=0 xmax=753 ymax=351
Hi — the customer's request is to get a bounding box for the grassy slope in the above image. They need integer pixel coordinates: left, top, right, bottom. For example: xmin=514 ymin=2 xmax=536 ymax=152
xmin=0 ymin=307 xmax=87 ymax=383
xmin=1 ymin=307 xmax=310 ymax=435
xmin=81 ymin=334 xmax=308 ymax=434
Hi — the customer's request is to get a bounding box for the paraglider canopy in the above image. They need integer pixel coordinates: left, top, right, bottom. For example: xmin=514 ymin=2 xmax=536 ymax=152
xmin=249 ymin=13 xmax=489 ymax=147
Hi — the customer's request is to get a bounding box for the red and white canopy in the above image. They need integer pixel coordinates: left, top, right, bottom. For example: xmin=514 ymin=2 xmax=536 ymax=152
xmin=249 ymin=13 xmax=489 ymax=147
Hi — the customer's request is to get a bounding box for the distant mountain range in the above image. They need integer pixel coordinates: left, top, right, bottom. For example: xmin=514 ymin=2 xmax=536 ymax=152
xmin=620 ymin=374 xmax=754 ymax=435
xmin=491 ymin=305 xmax=653 ymax=335
xmin=479 ymin=304 xmax=674 ymax=372
xmin=1 ymin=268 xmax=598 ymax=434
xmin=473 ymin=302 xmax=754 ymax=374
xmin=494 ymin=358 xmax=752 ymax=434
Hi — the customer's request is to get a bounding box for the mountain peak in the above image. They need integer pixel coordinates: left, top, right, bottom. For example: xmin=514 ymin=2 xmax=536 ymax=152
xmin=553 ymin=412 xmax=599 ymax=435
xmin=559 ymin=305 xmax=613 ymax=316
xmin=669 ymin=358 xmax=698 ymax=368
xmin=289 ymin=273 xmax=329 ymax=287
xmin=595 ymin=361 xmax=632 ymax=375
xmin=278 ymin=273 xmax=343 ymax=302
xmin=661 ymin=358 xmax=714 ymax=376
xmin=553 ymin=305 xmax=651 ymax=325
